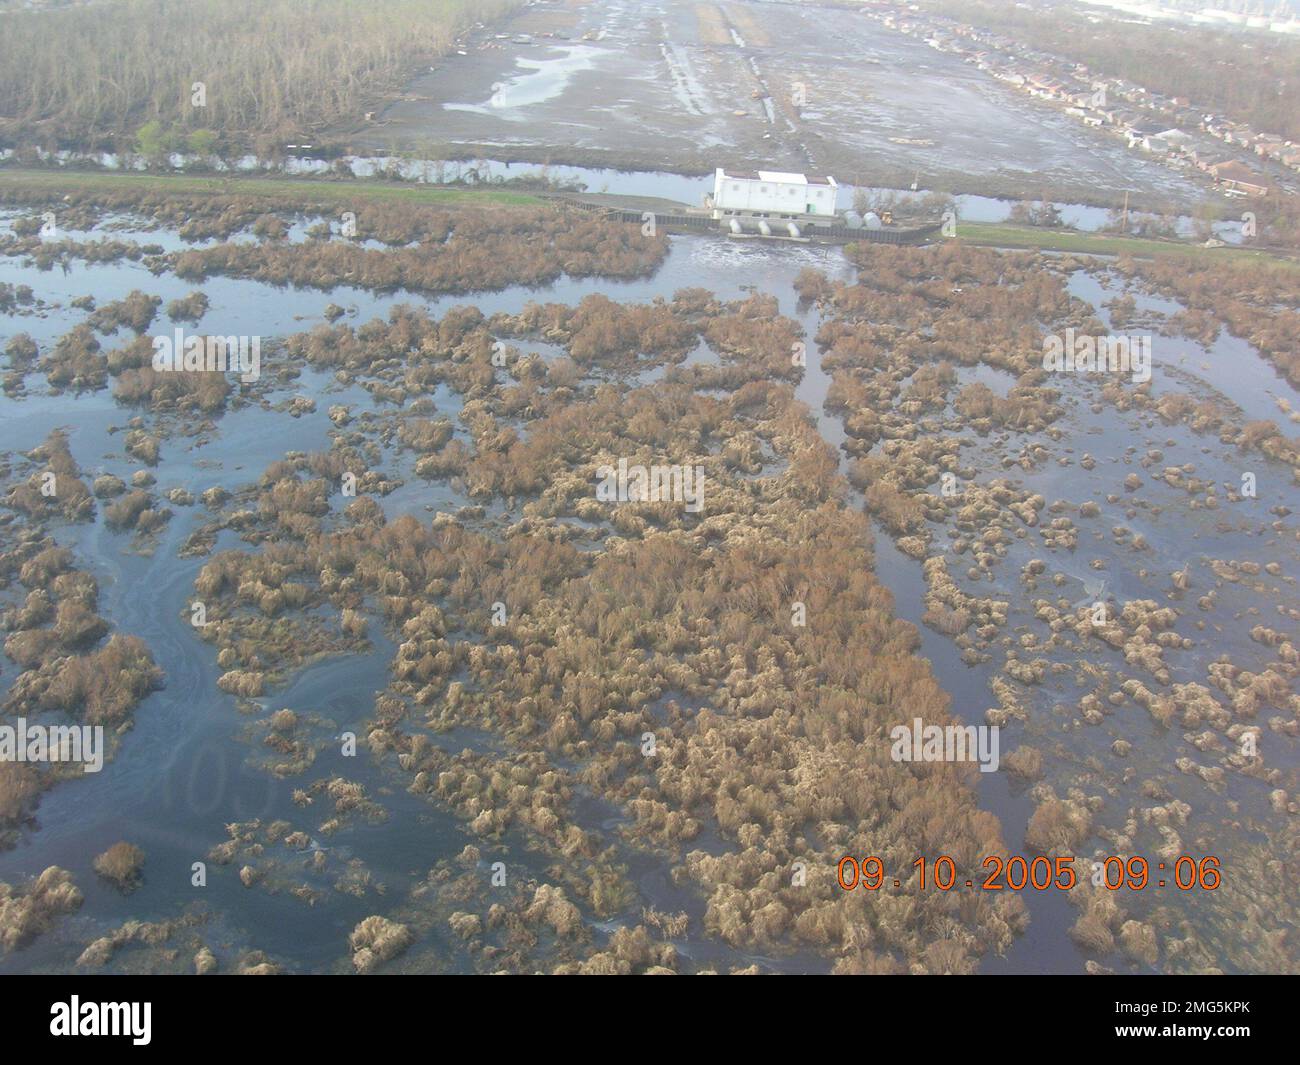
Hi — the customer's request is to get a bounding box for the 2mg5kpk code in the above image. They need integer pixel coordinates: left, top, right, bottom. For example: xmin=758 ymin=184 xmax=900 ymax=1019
xmin=837 ymin=855 xmax=1221 ymax=891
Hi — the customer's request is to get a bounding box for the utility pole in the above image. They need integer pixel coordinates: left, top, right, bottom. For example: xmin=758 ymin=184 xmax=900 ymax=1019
xmin=1122 ymin=189 xmax=1129 ymax=233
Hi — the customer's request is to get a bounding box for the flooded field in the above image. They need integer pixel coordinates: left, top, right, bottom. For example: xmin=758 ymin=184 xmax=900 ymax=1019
xmin=0 ymin=184 xmax=1295 ymax=972
xmin=350 ymin=0 xmax=1207 ymax=208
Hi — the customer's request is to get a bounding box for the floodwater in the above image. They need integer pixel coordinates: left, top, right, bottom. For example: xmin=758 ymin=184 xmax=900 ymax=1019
xmin=446 ymin=46 xmax=603 ymax=116
xmin=0 ymin=205 xmax=1295 ymax=973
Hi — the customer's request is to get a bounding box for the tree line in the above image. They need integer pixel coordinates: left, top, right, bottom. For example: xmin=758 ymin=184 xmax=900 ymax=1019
xmin=0 ymin=0 xmax=523 ymax=148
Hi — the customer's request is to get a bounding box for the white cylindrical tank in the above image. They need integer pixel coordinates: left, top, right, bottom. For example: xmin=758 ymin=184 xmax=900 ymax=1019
xmin=863 ymin=211 xmax=883 ymax=230
xmin=844 ymin=210 xmax=864 ymax=229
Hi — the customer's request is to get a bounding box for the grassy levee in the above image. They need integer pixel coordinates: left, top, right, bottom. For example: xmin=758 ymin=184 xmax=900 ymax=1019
xmin=955 ymin=221 xmax=1298 ymax=267
xmin=2 ymin=168 xmax=1295 ymax=273
xmin=0 ymin=167 xmax=544 ymax=209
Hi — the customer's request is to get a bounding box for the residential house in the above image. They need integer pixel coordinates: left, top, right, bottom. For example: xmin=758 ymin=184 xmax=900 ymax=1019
xmin=1126 ymin=126 xmax=1168 ymax=151
xmin=1254 ymin=134 xmax=1285 ymax=160
xmin=1209 ymin=161 xmax=1269 ymax=196
xmin=1152 ymin=129 xmax=1195 ymax=154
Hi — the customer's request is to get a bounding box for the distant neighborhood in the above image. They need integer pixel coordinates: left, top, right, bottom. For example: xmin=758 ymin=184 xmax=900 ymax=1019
xmin=861 ymin=2 xmax=1298 ymax=198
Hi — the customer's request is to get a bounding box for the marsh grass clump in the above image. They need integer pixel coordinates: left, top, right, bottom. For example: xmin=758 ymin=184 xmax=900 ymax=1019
xmin=0 ymin=763 xmax=43 ymax=850
xmin=398 ymin=417 xmax=455 ymax=454
xmin=4 ymin=430 xmax=95 ymax=522
xmin=246 ymin=707 xmax=332 ymax=778
xmin=114 ymin=366 xmax=233 ymax=414
xmin=349 ymin=915 xmax=413 ymax=973
xmin=5 ymin=332 xmax=38 ymax=371
xmin=92 ymin=841 xmax=145 ymax=893
xmin=5 ymin=632 xmax=163 ymax=726
xmin=76 ymin=913 xmax=207 ymax=970
xmin=166 ymin=291 xmax=210 ymax=322
xmin=123 ymin=429 xmax=161 ymax=466
xmin=0 ymin=867 xmax=82 ymax=953
xmin=87 ymin=291 xmax=161 ymax=335
xmin=1025 ymin=797 xmax=1092 ymax=854
xmin=103 ymin=489 xmax=154 ymax=530
xmin=1004 ymin=746 xmax=1044 ymax=781
xmin=38 ymin=324 xmax=107 ymax=393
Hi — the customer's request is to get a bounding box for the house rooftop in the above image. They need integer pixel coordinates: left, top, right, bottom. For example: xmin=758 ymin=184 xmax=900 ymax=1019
xmin=718 ymin=168 xmax=837 ymax=187
xmin=1211 ymin=161 xmax=1269 ymax=188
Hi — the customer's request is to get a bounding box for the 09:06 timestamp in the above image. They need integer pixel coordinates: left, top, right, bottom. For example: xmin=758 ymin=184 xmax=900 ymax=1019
xmin=837 ymin=855 xmax=1222 ymax=892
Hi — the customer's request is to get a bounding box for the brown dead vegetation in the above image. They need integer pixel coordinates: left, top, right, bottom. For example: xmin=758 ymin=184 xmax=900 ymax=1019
xmin=170 ymin=286 xmax=1022 ymax=973
xmin=0 ymin=867 xmax=82 ymax=953
xmin=172 ymin=208 xmax=666 ymax=297
xmin=93 ymin=841 xmax=146 ymax=893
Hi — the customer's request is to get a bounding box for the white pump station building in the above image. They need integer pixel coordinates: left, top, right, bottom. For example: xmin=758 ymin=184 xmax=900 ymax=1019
xmin=710 ymin=168 xmax=839 ymax=221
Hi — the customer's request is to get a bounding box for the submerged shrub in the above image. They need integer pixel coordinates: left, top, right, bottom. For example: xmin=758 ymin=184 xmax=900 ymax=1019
xmin=92 ymin=841 xmax=146 ymax=893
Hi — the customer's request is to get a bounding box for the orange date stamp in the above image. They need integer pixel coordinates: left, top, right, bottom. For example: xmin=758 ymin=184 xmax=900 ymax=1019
xmin=837 ymin=855 xmax=1221 ymax=891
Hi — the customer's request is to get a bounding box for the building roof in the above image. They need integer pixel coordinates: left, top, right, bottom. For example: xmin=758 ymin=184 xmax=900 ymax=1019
xmin=1210 ymin=161 xmax=1268 ymax=187
xmin=717 ymin=167 xmax=837 ymax=188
